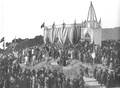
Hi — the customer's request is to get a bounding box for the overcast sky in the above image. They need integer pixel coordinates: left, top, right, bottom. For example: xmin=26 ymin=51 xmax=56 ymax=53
xmin=0 ymin=0 xmax=120 ymax=43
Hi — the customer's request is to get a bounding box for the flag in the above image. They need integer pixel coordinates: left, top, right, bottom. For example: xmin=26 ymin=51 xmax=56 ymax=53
xmin=15 ymin=36 xmax=16 ymax=43
xmin=41 ymin=22 xmax=45 ymax=29
xmin=0 ymin=37 xmax=4 ymax=43
xmin=52 ymin=22 xmax=55 ymax=29
xmin=1 ymin=37 xmax=6 ymax=50
xmin=63 ymin=22 xmax=65 ymax=29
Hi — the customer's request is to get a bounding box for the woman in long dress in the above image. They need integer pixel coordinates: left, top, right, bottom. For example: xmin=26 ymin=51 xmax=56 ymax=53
xmin=106 ymin=74 xmax=111 ymax=88
xmin=25 ymin=56 xmax=28 ymax=65
xmin=32 ymin=55 xmax=36 ymax=65
xmin=31 ymin=75 xmax=35 ymax=88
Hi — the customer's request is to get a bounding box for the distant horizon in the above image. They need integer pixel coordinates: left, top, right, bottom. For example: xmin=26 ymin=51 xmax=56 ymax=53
xmin=0 ymin=26 xmax=119 ymax=49
xmin=3 ymin=26 xmax=120 ymax=43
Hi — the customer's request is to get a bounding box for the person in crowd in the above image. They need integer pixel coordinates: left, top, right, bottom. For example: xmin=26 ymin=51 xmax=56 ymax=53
xmin=98 ymin=67 xmax=102 ymax=84
xmin=79 ymin=69 xmax=84 ymax=78
xmin=64 ymin=77 xmax=71 ymax=88
xmin=112 ymin=71 xmax=117 ymax=87
xmin=84 ymin=67 xmax=88 ymax=77
xmin=72 ymin=77 xmax=79 ymax=88
xmin=0 ymin=77 xmax=4 ymax=88
xmin=106 ymin=73 xmax=111 ymax=88
xmin=101 ymin=71 xmax=106 ymax=86
xmin=93 ymin=66 xmax=97 ymax=79
xmin=79 ymin=76 xmax=85 ymax=88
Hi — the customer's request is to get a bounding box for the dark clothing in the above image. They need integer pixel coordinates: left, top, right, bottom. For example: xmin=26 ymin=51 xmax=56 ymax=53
xmin=79 ymin=70 xmax=84 ymax=78
xmin=53 ymin=77 xmax=58 ymax=88
xmin=98 ymin=69 xmax=102 ymax=84
xmin=26 ymin=76 xmax=31 ymax=88
xmin=101 ymin=72 xmax=106 ymax=85
xmin=85 ymin=67 xmax=88 ymax=77
xmin=96 ymin=71 xmax=99 ymax=81
xmin=64 ymin=82 xmax=71 ymax=88
xmin=40 ymin=76 xmax=45 ymax=88
xmin=112 ymin=73 xmax=116 ymax=87
xmin=16 ymin=64 xmax=21 ymax=74
xmin=5 ymin=78 xmax=10 ymax=88
xmin=47 ymin=77 xmax=52 ymax=88
xmin=13 ymin=65 xmax=17 ymax=74
xmin=28 ymin=50 xmax=32 ymax=62
xmin=93 ymin=68 xmax=97 ymax=78
xmin=22 ymin=77 xmax=27 ymax=88
xmin=72 ymin=78 xmax=79 ymax=88
xmin=32 ymin=69 xmax=36 ymax=77
xmin=19 ymin=76 xmax=23 ymax=88
xmin=0 ymin=79 xmax=4 ymax=88
xmin=106 ymin=75 xmax=111 ymax=87
xmin=79 ymin=79 xmax=84 ymax=88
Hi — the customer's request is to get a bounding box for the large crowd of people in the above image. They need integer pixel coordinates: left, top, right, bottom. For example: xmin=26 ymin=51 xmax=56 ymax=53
xmin=0 ymin=59 xmax=85 ymax=88
xmin=0 ymin=39 xmax=120 ymax=88
xmin=93 ymin=66 xmax=120 ymax=87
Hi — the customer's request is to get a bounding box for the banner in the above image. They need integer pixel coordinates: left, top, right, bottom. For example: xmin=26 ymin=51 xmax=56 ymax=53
xmin=69 ymin=26 xmax=81 ymax=45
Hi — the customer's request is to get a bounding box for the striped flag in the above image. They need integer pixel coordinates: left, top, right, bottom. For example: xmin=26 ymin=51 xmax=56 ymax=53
xmin=0 ymin=37 xmax=4 ymax=43
xmin=41 ymin=22 xmax=45 ymax=29
xmin=0 ymin=37 xmax=6 ymax=50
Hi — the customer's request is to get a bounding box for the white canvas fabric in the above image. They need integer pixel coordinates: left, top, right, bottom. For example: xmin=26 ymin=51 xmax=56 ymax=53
xmin=49 ymin=28 xmax=54 ymax=44
xmin=62 ymin=28 xmax=69 ymax=44
xmin=43 ymin=25 xmax=81 ymax=45
xmin=69 ymin=26 xmax=81 ymax=45
xmin=44 ymin=27 xmax=50 ymax=44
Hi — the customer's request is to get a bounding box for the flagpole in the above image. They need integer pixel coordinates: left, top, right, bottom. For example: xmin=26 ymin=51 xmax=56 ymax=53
xmin=15 ymin=36 xmax=16 ymax=43
xmin=3 ymin=37 xmax=5 ymax=55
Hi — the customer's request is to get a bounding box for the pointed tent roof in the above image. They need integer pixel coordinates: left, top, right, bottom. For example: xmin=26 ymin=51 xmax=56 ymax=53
xmin=87 ymin=1 xmax=97 ymax=22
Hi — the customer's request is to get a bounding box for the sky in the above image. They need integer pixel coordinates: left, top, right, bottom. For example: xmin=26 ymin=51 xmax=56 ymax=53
xmin=0 ymin=0 xmax=120 ymax=43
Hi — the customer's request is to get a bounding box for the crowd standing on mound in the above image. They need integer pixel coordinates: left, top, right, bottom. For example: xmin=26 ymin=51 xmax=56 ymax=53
xmin=0 ymin=60 xmax=85 ymax=88
xmin=0 ymin=40 xmax=120 ymax=88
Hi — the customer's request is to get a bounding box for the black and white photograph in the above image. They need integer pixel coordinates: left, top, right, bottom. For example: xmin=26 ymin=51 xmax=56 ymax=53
xmin=0 ymin=0 xmax=120 ymax=88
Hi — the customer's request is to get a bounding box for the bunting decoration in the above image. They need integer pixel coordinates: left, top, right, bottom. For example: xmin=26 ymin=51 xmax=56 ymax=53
xmin=43 ymin=22 xmax=81 ymax=45
xmin=69 ymin=21 xmax=81 ymax=45
xmin=43 ymin=27 xmax=50 ymax=44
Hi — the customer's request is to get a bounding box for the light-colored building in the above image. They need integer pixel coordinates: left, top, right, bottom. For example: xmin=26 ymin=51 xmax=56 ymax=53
xmin=81 ymin=1 xmax=102 ymax=46
xmin=81 ymin=2 xmax=120 ymax=46
xmin=44 ymin=1 xmax=120 ymax=46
